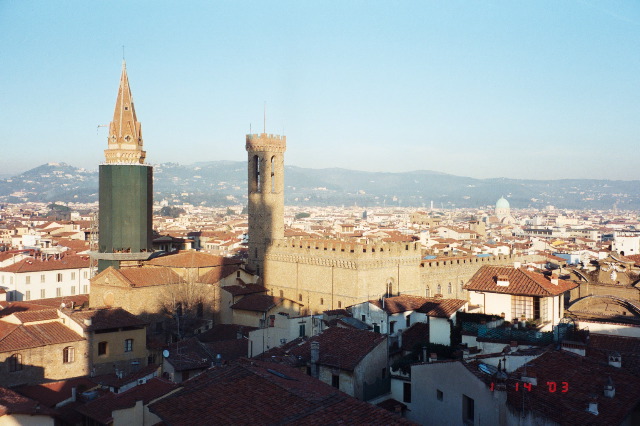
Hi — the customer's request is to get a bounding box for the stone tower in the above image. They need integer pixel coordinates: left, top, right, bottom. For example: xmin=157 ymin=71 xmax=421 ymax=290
xmin=246 ymin=132 xmax=286 ymax=275
xmin=95 ymin=61 xmax=153 ymax=272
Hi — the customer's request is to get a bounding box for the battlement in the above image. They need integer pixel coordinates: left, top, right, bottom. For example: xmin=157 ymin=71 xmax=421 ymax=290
xmin=271 ymin=237 xmax=420 ymax=258
xmin=246 ymin=133 xmax=287 ymax=153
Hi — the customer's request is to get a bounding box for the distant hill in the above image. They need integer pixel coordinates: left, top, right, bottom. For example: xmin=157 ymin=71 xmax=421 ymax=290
xmin=1 ymin=161 xmax=639 ymax=210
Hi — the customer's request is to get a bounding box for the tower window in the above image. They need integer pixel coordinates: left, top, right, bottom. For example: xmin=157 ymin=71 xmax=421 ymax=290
xmin=254 ymin=155 xmax=261 ymax=192
xmin=271 ymin=155 xmax=276 ymax=193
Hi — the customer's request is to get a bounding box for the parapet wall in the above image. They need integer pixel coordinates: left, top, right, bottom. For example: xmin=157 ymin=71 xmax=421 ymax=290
xmin=266 ymin=237 xmax=422 ymax=269
xmin=246 ymin=133 xmax=286 ymax=153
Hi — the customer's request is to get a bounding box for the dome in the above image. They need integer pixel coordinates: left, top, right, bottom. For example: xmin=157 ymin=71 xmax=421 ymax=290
xmin=496 ymin=196 xmax=510 ymax=209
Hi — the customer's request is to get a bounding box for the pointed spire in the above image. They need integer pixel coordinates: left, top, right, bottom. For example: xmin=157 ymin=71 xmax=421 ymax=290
xmin=105 ymin=60 xmax=146 ymax=164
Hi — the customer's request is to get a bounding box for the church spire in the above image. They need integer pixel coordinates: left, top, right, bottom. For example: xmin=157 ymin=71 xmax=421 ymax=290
xmin=104 ymin=60 xmax=146 ymax=164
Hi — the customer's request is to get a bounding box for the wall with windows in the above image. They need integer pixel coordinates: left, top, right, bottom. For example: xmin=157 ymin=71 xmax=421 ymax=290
xmin=0 ymin=340 xmax=88 ymax=388
xmin=0 ymin=266 xmax=91 ymax=302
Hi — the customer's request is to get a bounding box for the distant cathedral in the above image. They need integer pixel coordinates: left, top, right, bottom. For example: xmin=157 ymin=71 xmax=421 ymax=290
xmin=494 ymin=196 xmax=515 ymax=224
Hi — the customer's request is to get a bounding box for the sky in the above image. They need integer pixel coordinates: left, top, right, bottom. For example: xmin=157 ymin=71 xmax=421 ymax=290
xmin=1 ymin=1 xmax=639 ymax=180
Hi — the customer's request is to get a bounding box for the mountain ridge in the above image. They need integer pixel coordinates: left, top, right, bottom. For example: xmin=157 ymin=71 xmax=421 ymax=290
xmin=1 ymin=161 xmax=639 ymax=209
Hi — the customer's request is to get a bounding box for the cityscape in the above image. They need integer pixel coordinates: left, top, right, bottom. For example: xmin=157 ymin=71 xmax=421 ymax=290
xmin=1 ymin=2 xmax=640 ymax=426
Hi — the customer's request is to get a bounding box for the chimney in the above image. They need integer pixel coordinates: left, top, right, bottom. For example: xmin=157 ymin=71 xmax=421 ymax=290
xmin=496 ymin=275 xmax=509 ymax=287
xmin=550 ymin=277 xmax=559 ymax=285
xmin=587 ymin=395 xmax=599 ymax=415
xmin=510 ymin=341 xmax=518 ymax=351
xmin=604 ymin=377 xmax=615 ymax=398
xmin=429 ymin=353 xmax=437 ymax=363
xmin=608 ymin=352 xmax=621 ymax=368
xmin=513 ymin=261 xmax=521 ymax=269
xmin=83 ymin=318 xmax=92 ymax=327
xmin=310 ymin=341 xmax=319 ymax=378
xmin=521 ymin=371 xmax=537 ymax=386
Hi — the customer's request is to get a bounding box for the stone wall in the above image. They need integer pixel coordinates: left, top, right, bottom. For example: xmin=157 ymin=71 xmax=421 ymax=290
xmin=0 ymin=340 xmax=89 ymax=387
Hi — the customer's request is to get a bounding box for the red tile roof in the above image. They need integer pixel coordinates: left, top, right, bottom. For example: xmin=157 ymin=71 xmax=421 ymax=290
xmin=506 ymin=350 xmax=640 ymax=425
xmin=369 ymin=295 xmax=467 ymax=318
xmin=230 ymin=294 xmax=296 ymax=312
xmin=0 ymin=321 xmax=83 ymax=352
xmin=288 ymin=327 xmax=387 ymax=371
xmin=0 ymin=255 xmax=89 ymax=273
xmin=0 ymin=386 xmax=57 ymax=417
xmin=464 ymin=266 xmax=577 ymax=296
xmin=110 ymin=266 xmax=184 ymax=287
xmin=14 ymin=377 xmax=98 ymax=408
xmin=10 ymin=309 xmax=60 ymax=323
xmin=75 ymin=378 xmax=177 ymax=424
xmin=0 ymin=295 xmax=89 ymax=317
xmin=196 ymin=324 xmax=257 ymax=342
xmin=198 ymin=264 xmax=243 ymax=284
xmin=221 ymin=283 xmax=268 ymax=297
xmin=148 ymin=358 xmax=413 ymax=425
xmin=66 ymin=308 xmax=147 ymax=331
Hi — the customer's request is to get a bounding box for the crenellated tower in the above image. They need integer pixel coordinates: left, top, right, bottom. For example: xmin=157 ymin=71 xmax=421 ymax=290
xmin=246 ymin=132 xmax=286 ymax=275
xmin=95 ymin=61 xmax=153 ymax=272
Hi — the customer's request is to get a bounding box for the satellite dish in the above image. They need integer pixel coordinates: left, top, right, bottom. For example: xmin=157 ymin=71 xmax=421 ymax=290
xmin=162 ymin=350 xmax=170 ymax=358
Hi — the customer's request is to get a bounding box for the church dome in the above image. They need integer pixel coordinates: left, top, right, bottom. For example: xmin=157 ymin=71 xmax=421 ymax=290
xmin=496 ymin=196 xmax=510 ymax=209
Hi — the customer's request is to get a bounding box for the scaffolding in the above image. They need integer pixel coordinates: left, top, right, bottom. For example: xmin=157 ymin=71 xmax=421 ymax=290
xmin=89 ymin=211 xmax=99 ymax=277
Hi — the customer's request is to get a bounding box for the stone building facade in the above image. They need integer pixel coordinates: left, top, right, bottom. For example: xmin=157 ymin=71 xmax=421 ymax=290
xmin=248 ymin=134 xmax=542 ymax=314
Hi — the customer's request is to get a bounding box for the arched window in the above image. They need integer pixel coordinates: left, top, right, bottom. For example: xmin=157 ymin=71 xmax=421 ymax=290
xmin=448 ymin=283 xmax=452 ymax=294
xmin=8 ymin=354 xmax=22 ymax=372
xmin=426 ymin=287 xmax=431 ymax=297
xmin=63 ymin=346 xmax=75 ymax=363
xmin=437 ymin=284 xmax=442 ymax=294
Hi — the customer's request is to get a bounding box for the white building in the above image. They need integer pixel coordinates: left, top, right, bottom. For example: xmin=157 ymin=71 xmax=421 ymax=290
xmin=464 ymin=265 xmax=577 ymax=330
xmin=350 ymin=295 xmax=468 ymax=346
xmin=0 ymin=254 xmax=91 ymax=301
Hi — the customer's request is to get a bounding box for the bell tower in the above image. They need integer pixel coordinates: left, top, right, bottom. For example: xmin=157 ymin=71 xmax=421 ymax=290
xmin=95 ymin=61 xmax=153 ymax=272
xmin=246 ymin=132 xmax=286 ymax=275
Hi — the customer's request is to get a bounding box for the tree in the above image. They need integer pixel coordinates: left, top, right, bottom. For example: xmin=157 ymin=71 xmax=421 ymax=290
xmin=295 ymin=212 xmax=310 ymax=220
xmin=159 ymin=206 xmax=186 ymax=218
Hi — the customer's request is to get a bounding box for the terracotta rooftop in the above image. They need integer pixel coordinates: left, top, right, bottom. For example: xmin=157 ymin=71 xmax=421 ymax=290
xmin=230 ymin=294 xmax=297 ymax=312
xmin=148 ymin=358 xmax=413 ymax=425
xmin=0 ymin=321 xmax=83 ymax=352
xmin=66 ymin=308 xmax=147 ymax=331
xmin=0 ymin=254 xmax=90 ymax=273
xmin=146 ymin=250 xmax=241 ymax=268
xmin=0 ymin=295 xmax=89 ymax=317
xmin=369 ymin=295 xmax=467 ymax=318
xmin=198 ymin=263 xmax=242 ymax=284
xmin=91 ymin=363 xmax=160 ymax=389
xmin=196 ymin=324 xmax=257 ymax=343
xmin=0 ymin=386 xmax=57 ymax=417
xmin=15 ymin=377 xmax=98 ymax=408
xmin=464 ymin=266 xmax=577 ymax=296
xmin=506 ymin=350 xmax=640 ymax=425
xmin=105 ymin=266 xmax=184 ymax=287
xmin=75 ymin=378 xmax=177 ymax=425
xmin=221 ymin=283 xmax=268 ymax=297
xmin=288 ymin=327 xmax=387 ymax=371
xmin=9 ymin=309 xmax=60 ymax=323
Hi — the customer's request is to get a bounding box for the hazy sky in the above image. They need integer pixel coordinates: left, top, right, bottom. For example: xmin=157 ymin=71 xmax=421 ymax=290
xmin=1 ymin=1 xmax=639 ymax=180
